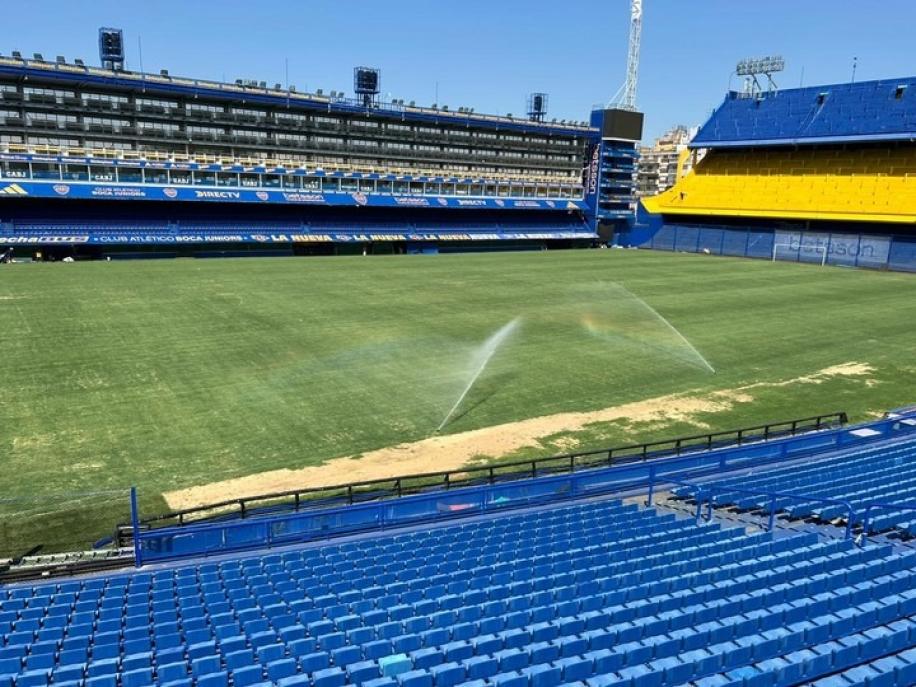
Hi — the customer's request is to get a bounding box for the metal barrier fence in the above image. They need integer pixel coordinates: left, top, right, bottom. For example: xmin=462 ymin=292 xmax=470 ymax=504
xmin=133 ymin=413 xmax=847 ymax=531
xmin=654 ymin=477 xmax=856 ymax=539
xmin=643 ymin=225 xmax=916 ymax=272
xmin=133 ymin=411 xmax=916 ymax=566
xmin=862 ymin=502 xmax=916 ymax=535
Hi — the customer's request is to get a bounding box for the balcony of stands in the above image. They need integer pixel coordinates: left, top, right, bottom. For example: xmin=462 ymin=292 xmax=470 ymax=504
xmin=4 ymin=99 xmax=585 ymax=160
xmin=692 ymin=76 xmax=916 ymax=148
xmin=0 ymin=148 xmax=585 ymax=202
xmin=0 ymin=119 xmax=584 ymax=178
xmin=0 ymin=56 xmax=596 ymax=139
xmin=0 ymin=71 xmax=591 ymax=196
xmin=640 ymin=144 xmax=916 ymax=224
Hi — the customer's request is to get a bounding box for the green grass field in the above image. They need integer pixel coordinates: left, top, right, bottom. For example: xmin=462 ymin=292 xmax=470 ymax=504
xmin=3 ymin=249 xmax=916 ymax=556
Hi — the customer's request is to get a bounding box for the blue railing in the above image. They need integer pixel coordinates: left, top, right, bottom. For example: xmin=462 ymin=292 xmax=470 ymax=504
xmin=132 ymin=412 xmax=916 ymax=566
xmin=862 ymin=502 xmax=916 ymax=535
xmin=653 ymin=477 xmax=856 ymax=539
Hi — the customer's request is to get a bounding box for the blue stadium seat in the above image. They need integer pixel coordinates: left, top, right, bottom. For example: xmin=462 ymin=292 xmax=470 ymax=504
xmin=2 ymin=493 xmax=916 ymax=687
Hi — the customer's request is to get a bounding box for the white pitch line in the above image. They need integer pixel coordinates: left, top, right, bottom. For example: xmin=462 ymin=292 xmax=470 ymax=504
xmin=11 ymin=299 xmax=32 ymax=335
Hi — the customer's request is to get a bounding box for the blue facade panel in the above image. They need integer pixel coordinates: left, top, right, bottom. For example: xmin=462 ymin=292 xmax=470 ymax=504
xmin=798 ymin=233 xmax=826 ymax=264
xmin=888 ymin=238 xmax=916 ymax=272
xmin=638 ymin=222 xmax=916 ymax=273
xmin=857 ymin=234 xmax=893 ymax=269
xmin=721 ymin=229 xmax=748 ymax=256
xmin=824 ymin=233 xmax=859 ymax=267
xmin=673 ymin=226 xmax=699 ymax=252
xmin=697 ymin=227 xmax=725 ymax=253
xmin=745 ymin=231 xmax=775 ymax=259
xmin=650 ymin=226 xmax=676 ymax=251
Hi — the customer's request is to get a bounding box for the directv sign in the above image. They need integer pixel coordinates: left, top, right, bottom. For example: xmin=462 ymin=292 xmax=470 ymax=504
xmin=0 ymin=181 xmax=588 ymax=212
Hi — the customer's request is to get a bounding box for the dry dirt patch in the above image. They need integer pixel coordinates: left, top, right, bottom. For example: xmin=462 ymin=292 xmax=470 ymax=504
xmin=739 ymin=362 xmax=873 ymax=390
xmin=164 ymin=361 xmax=876 ymax=511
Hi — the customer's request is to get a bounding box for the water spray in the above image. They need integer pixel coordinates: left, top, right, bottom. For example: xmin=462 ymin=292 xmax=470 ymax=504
xmin=436 ymin=317 xmax=521 ymax=432
xmin=615 ymin=284 xmax=715 ymax=374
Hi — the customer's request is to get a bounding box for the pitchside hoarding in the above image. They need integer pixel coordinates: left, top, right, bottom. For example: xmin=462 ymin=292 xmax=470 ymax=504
xmin=0 ymin=231 xmax=597 ymax=246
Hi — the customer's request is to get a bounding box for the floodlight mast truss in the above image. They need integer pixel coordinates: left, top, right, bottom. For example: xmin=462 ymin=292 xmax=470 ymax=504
xmin=609 ymin=0 xmax=642 ymax=111
xmin=736 ymin=55 xmax=785 ymax=95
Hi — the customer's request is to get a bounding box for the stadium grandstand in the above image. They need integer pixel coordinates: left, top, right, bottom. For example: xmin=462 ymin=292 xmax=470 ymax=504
xmin=629 ymin=76 xmax=916 ymax=271
xmin=4 ymin=410 xmax=916 ymax=687
xmin=0 ymin=35 xmax=643 ymax=259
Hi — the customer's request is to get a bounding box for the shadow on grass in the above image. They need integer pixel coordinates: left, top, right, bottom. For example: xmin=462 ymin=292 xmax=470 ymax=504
xmin=442 ymin=372 xmax=513 ymax=429
xmin=0 ymin=490 xmax=171 ymax=558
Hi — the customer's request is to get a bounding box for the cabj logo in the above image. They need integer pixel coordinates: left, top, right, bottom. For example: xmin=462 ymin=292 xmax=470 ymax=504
xmin=436 ymin=197 xmax=449 ymax=207
xmin=162 ymin=187 xmax=178 ymax=199
xmin=351 ymin=192 xmax=369 ymax=206
xmin=494 ymin=199 xmax=506 ymax=207
xmin=53 ymin=184 xmax=70 ymax=196
xmin=255 ymin=191 xmax=270 ymax=201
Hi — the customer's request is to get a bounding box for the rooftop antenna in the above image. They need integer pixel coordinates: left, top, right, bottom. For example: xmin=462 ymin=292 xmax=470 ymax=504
xmin=285 ymin=57 xmax=290 ymax=108
xmin=608 ymin=0 xmax=642 ymax=110
xmin=138 ymin=35 xmax=145 ymax=92
xmin=851 ymin=56 xmax=858 ymax=83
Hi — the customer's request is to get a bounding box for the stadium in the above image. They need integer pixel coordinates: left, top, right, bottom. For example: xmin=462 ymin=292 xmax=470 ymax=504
xmin=3 ymin=2 xmax=916 ymax=687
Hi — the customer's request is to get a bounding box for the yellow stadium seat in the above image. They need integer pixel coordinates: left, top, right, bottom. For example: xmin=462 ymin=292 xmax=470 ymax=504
xmin=642 ymin=146 xmax=916 ymax=224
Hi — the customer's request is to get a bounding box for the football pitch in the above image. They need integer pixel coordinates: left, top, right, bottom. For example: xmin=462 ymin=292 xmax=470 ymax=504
xmin=3 ymin=249 xmax=916 ymax=556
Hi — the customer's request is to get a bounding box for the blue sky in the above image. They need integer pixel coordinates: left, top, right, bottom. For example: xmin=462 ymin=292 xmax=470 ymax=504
xmin=4 ymin=0 xmax=915 ymax=142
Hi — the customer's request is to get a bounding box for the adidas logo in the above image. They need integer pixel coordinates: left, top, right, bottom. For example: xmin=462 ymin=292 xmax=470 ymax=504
xmin=0 ymin=184 xmax=28 ymax=196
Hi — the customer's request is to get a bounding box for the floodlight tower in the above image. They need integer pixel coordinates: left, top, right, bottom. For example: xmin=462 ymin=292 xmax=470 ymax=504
xmin=98 ymin=27 xmax=125 ymax=71
xmin=527 ymin=93 xmax=548 ymax=122
xmin=609 ymin=0 xmax=642 ymax=111
xmin=353 ymin=67 xmax=381 ymax=108
xmin=735 ymin=55 xmax=785 ymax=95
xmin=589 ymin=0 xmax=645 ymax=246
